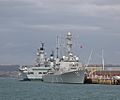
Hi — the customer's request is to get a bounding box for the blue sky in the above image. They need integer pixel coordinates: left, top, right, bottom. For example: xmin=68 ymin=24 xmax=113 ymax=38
xmin=0 ymin=0 xmax=120 ymax=65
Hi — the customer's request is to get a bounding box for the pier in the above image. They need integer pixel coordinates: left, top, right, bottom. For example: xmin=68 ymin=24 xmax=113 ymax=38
xmin=85 ymin=70 xmax=120 ymax=85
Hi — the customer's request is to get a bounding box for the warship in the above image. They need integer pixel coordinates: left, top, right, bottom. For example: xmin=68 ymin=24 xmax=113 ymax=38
xmin=43 ymin=32 xmax=85 ymax=83
xmin=19 ymin=43 xmax=53 ymax=80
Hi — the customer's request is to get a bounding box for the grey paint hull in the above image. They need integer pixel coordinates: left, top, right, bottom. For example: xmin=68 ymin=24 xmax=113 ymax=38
xmin=43 ymin=70 xmax=85 ymax=84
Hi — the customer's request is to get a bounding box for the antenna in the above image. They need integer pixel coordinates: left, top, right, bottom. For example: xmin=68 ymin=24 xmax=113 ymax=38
xmin=51 ymin=50 xmax=54 ymax=57
xmin=102 ymin=49 xmax=105 ymax=70
xmin=56 ymin=35 xmax=59 ymax=58
xmin=41 ymin=42 xmax=44 ymax=48
xmin=40 ymin=41 xmax=44 ymax=50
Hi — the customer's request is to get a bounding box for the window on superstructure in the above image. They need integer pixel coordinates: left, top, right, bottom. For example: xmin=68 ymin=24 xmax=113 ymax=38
xmin=28 ymin=72 xmax=34 ymax=74
xmin=43 ymin=72 xmax=47 ymax=74
xmin=39 ymin=72 xmax=42 ymax=74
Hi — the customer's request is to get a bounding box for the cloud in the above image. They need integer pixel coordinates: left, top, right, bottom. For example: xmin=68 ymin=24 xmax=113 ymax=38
xmin=25 ymin=24 xmax=101 ymax=32
xmin=0 ymin=0 xmax=120 ymax=64
xmin=76 ymin=4 xmax=120 ymax=16
xmin=2 ymin=42 xmax=29 ymax=49
xmin=22 ymin=0 xmax=120 ymax=17
xmin=1 ymin=0 xmax=119 ymax=18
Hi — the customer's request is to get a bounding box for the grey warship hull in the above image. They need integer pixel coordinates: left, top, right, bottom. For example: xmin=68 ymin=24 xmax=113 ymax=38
xmin=43 ymin=70 xmax=85 ymax=84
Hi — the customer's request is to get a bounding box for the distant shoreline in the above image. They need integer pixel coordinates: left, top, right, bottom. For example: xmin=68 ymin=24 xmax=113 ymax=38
xmin=0 ymin=71 xmax=18 ymax=78
xmin=0 ymin=65 xmax=19 ymax=78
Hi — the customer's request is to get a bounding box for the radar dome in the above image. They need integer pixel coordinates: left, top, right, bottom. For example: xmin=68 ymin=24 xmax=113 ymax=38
xmin=62 ymin=56 xmax=65 ymax=59
xmin=37 ymin=53 xmax=39 ymax=56
xmin=67 ymin=32 xmax=72 ymax=36
xmin=76 ymin=57 xmax=79 ymax=61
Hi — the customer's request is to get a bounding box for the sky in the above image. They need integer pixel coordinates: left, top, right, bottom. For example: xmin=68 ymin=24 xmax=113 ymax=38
xmin=0 ymin=0 xmax=120 ymax=65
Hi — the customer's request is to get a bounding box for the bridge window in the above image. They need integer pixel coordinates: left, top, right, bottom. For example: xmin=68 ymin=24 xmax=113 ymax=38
xmin=43 ymin=72 xmax=47 ymax=74
xmin=39 ymin=72 xmax=42 ymax=74
xmin=28 ymin=72 xmax=34 ymax=74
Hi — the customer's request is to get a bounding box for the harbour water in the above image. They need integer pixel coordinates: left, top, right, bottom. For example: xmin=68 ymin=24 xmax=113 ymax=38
xmin=0 ymin=78 xmax=120 ymax=100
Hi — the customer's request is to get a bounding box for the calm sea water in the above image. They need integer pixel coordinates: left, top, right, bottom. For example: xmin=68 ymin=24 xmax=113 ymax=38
xmin=0 ymin=78 xmax=120 ymax=100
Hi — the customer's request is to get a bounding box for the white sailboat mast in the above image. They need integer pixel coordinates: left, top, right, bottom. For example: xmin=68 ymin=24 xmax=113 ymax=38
xmin=102 ymin=49 xmax=105 ymax=70
xmin=86 ymin=49 xmax=93 ymax=68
